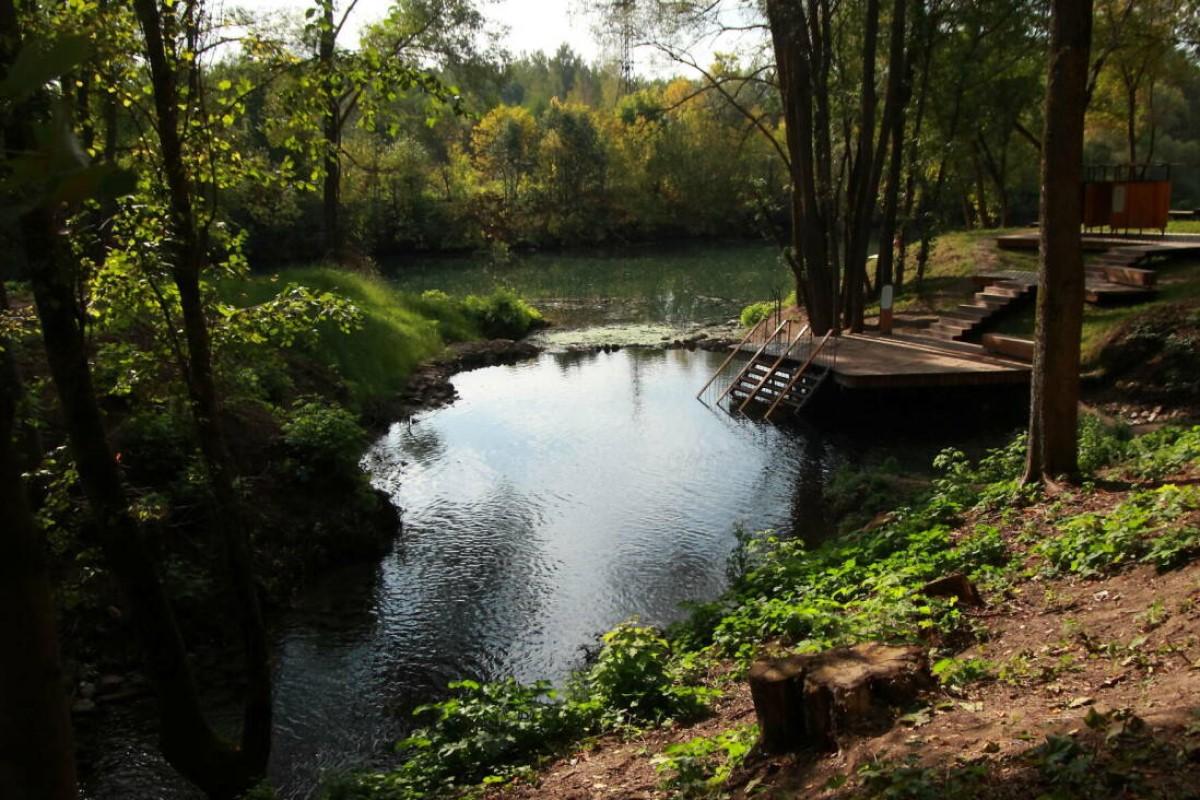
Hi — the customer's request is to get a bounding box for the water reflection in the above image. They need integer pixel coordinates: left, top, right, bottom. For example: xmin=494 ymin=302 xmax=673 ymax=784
xmin=383 ymin=242 xmax=792 ymax=331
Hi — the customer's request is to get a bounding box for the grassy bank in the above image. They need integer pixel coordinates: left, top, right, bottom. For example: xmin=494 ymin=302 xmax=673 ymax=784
xmin=218 ymin=266 xmax=543 ymax=410
xmin=325 ymin=419 xmax=1200 ymax=799
xmin=8 ymin=265 xmax=545 ymax=693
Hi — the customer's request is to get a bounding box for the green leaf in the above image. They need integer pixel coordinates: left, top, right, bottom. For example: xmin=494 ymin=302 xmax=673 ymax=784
xmin=1 ymin=35 xmax=92 ymax=102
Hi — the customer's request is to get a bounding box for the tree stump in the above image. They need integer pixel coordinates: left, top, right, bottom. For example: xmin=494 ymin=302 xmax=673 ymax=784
xmin=748 ymin=643 xmax=932 ymax=753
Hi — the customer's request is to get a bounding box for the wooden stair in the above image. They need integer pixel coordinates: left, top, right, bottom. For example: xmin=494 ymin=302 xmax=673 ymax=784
xmin=926 ymin=278 xmax=1035 ymax=343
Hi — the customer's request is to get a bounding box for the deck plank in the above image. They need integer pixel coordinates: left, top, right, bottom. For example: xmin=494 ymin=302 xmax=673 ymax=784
xmin=738 ymin=332 xmax=1030 ymax=390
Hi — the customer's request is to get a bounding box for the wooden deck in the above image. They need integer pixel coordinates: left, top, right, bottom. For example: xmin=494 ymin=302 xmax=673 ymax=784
xmin=995 ymin=230 xmax=1200 ymax=255
xmin=738 ymin=331 xmax=1030 ymax=390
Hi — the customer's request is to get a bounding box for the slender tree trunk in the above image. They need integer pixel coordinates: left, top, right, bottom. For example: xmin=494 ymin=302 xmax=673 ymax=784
xmin=6 ymin=114 xmax=250 ymax=795
xmin=767 ymin=0 xmax=838 ymax=334
xmin=1122 ymin=67 xmax=1138 ymax=166
xmin=0 ymin=8 xmax=79 ymax=793
xmin=844 ymin=0 xmax=881 ymax=331
xmin=971 ymin=142 xmax=991 ymax=227
xmin=1024 ymin=0 xmax=1093 ymax=484
xmin=874 ymin=0 xmax=910 ymax=295
xmin=897 ymin=0 xmax=932 ymax=291
xmin=320 ymin=0 xmax=342 ymax=261
xmin=0 ymin=263 xmax=77 ymax=800
xmin=26 ymin=216 xmax=257 ymax=800
xmin=133 ymin=0 xmax=272 ymax=778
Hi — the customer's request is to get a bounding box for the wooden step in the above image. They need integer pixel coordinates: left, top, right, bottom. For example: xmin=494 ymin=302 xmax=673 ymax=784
xmin=936 ymin=317 xmax=976 ymax=331
xmin=955 ymin=303 xmax=992 ymax=318
xmin=938 ymin=309 xmax=988 ymax=323
xmin=927 ymin=324 xmax=964 ymax=341
xmin=982 ymin=333 xmax=1034 ymax=362
xmin=1099 ymin=264 xmax=1156 ymax=288
xmin=892 ymin=332 xmax=988 ymax=355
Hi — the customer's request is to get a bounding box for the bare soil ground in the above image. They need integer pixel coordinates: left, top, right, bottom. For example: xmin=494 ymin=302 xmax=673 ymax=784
xmin=489 ymin=467 xmax=1200 ymax=800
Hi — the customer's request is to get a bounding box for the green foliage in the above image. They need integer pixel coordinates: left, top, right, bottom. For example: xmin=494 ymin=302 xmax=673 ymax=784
xmin=931 ymin=656 xmax=996 ymax=689
xmin=281 ymin=398 xmax=367 ymax=483
xmin=328 ymin=679 xmax=595 ymax=800
xmin=651 ymin=724 xmax=758 ymax=797
xmin=1123 ymin=426 xmax=1200 ymax=480
xmin=586 ymin=622 xmax=713 ymax=725
xmin=218 ymin=268 xmax=542 ymax=408
xmin=1037 ymin=485 xmax=1200 ymax=576
xmin=856 ymin=757 xmax=988 ymax=800
xmin=461 ymin=288 xmax=545 ymax=340
xmin=739 ymin=300 xmax=775 ymax=328
xmin=1077 ymin=415 xmax=1130 ymax=475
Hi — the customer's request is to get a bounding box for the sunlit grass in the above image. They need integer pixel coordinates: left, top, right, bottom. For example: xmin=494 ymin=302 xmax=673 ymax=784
xmin=217 ymin=266 xmax=474 ymax=408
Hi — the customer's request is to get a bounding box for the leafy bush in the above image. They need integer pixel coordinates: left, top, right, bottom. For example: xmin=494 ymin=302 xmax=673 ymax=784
xmin=652 ymin=724 xmax=758 ymax=797
xmin=1124 ymin=425 xmax=1200 ymax=479
xmin=1077 ymin=414 xmax=1129 ymax=474
xmin=461 ymin=288 xmax=545 ymax=340
xmin=327 ymin=679 xmax=597 ymax=800
xmin=739 ymin=300 xmax=775 ymax=328
xmin=1038 ymin=485 xmax=1200 ymax=576
xmin=931 ymin=656 xmax=996 ymax=689
xmin=586 ymin=622 xmax=713 ymax=724
xmin=281 ymin=398 xmax=367 ymax=483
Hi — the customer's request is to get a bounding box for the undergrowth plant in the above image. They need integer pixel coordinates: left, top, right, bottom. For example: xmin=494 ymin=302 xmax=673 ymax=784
xmin=1037 ymin=485 xmax=1200 ymax=576
xmin=652 ymin=724 xmax=758 ymax=797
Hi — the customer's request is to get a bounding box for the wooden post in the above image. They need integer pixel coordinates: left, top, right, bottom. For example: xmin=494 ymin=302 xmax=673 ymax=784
xmin=880 ymin=284 xmax=894 ymax=335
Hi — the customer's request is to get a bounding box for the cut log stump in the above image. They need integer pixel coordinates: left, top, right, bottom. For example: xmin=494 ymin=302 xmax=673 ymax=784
xmin=748 ymin=643 xmax=932 ymax=753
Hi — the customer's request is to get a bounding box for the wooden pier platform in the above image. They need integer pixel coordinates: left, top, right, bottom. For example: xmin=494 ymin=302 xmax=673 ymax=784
xmin=995 ymin=230 xmax=1200 ymax=257
xmin=738 ymin=331 xmax=1029 ymax=390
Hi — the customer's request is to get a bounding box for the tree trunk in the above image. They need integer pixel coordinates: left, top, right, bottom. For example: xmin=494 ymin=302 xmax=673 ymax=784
xmin=767 ymin=0 xmax=839 ymax=335
xmin=1023 ymin=0 xmax=1093 ymax=484
xmin=133 ymin=0 xmax=273 ymax=779
xmin=0 ymin=265 xmax=77 ymax=800
xmin=897 ymin=0 xmax=933 ymax=291
xmin=874 ymin=0 xmax=910 ymax=295
xmin=27 ymin=223 xmax=260 ymax=800
xmin=970 ymin=142 xmax=991 ymax=227
xmin=320 ymin=0 xmax=342 ymax=261
xmin=1123 ymin=67 xmax=1138 ymax=166
xmin=843 ymin=0 xmax=881 ymax=332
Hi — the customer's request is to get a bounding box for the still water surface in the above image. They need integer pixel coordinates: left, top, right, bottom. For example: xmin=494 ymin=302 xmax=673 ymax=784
xmin=384 ymin=242 xmax=793 ymax=342
xmin=269 ymin=348 xmax=838 ymax=796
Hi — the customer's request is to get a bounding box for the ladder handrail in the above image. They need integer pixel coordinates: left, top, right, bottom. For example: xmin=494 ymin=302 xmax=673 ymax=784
xmin=714 ymin=317 xmax=792 ymax=406
xmin=765 ymin=329 xmax=835 ymax=420
xmin=695 ymin=315 xmax=770 ymax=400
xmin=737 ymin=323 xmax=811 ymax=413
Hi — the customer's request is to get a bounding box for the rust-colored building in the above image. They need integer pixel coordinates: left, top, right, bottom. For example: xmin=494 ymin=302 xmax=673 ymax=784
xmin=1083 ymin=164 xmax=1172 ymax=234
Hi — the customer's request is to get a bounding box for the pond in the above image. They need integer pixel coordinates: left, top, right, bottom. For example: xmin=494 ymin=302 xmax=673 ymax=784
xmin=80 ymin=244 xmax=1002 ymax=799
